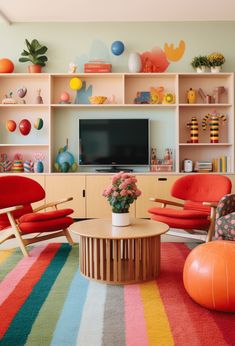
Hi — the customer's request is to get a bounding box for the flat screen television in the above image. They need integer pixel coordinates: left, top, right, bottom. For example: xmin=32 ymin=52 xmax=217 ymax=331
xmin=79 ymin=119 xmax=149 ymax=169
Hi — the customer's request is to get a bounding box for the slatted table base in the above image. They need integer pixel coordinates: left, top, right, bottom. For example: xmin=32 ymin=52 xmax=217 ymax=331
xmin=79 ymin=236 xmax=161 ymax=284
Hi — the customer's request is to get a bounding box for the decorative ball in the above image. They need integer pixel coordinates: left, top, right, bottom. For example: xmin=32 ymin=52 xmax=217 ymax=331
xmin=34 ymin=118 xmax=44 ymax=130
xmin=6 ymin=120 xmax=17 ymax=132
xmin=17 ymin=87 xmax=27 ymax=98
xmin=0 ymin=58 xmax=14 ymax=73
xmin=69 ymin=78 xmax=83 ymax=91
xmin=183 ymin=241 xmax=235 ymax=312
xmin=60 ymin=91 xmax=70 ymax=102
xmin=19 ymin=119 xmax=31 ymax=136
xmin=111 ymin=41 xmax=125 ymax=56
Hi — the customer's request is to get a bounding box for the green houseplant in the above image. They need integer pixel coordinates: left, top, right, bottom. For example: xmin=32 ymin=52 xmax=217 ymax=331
xmin=19 ymin=39 xmax=48 ymax=73
xmin=191 ymin=56 xmax=209 ymax=73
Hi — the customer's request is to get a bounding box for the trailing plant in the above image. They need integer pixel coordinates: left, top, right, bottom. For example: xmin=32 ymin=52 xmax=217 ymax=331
xmin=191 ymin=56 xmax=209 ymax=69
xmin=19 ymin=39 xmax=48 ymax=67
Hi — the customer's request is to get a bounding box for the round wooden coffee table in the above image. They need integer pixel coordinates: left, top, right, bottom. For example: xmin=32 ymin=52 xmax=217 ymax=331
xmin=71 ymin=218 xmax=169 ymax=284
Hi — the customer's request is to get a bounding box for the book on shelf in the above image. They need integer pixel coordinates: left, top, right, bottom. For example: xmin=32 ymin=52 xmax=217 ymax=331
xmin=84 ymin=60 xmax=112 ymax=73
xmin=194 ymin=161 xmax=213 ymax=172
xmin=212 ymin=156 xmax=231 ymax=173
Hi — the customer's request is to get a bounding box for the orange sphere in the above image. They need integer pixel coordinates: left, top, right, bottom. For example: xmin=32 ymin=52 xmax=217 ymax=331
xmin=6 ymin=120 xmax=17 ymax=132
xmin=0 ymin=58 xmax=14 ymax=73
xmin=183 ymin=241 xmax=235 ymax=312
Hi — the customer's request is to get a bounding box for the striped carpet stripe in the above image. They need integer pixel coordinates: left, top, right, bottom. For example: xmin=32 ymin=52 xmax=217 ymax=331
xmin=76 ymin=281 xmax=106 ymax=346
xmin=50 ymin=258 xmax=89 ymax=346
xmin=124 ymin=284 xmax=148 ymax=346
xmin=0 ymin=248 xmax=23 ymax=282
xmin=24 ymin=245 xmax=79 ymax=346
xmin=0 ymin=242 xmax=235 ymax=346
xmin=0 ymin=248 xmax=14 ymax=264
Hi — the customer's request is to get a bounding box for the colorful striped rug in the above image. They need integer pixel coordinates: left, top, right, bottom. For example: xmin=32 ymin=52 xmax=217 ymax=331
xmin=0 ymin=242 xmax=234 ymax=346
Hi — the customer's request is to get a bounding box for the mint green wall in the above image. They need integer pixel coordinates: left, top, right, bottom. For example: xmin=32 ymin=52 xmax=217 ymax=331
xmin=1 ymin=21 xmax=235 ymax=72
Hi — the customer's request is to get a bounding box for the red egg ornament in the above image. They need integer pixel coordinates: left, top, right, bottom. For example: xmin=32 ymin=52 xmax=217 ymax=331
xmin=0 ymin=58 xmax=14 ymax=73
xmin=19 ymin=119 xmax=31 ymax=136
xmin=6 ymin=120 xmax=17 ymax=132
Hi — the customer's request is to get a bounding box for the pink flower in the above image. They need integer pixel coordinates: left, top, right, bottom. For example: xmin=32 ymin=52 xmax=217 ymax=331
xmin=120 ymin=190 xmax=128 ymax=196
xmin=135 ymin=189 xmax=141 ymax=196
xmin=124 ymin=178 xmax=132 ymax=185
xmin=119 ymin=182 xmax=127 ymax=189
xmin=113 ymin=191 xmax=119 ymax=197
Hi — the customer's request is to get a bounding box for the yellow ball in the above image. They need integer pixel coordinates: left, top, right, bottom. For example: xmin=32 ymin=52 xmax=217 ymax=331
xmin=69 ymin=77 xmax=83 ymax=91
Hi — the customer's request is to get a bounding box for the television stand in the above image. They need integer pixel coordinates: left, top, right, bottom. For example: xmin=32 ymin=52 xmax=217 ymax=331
xmin=96 ymin=167 xmax=133 ymax=173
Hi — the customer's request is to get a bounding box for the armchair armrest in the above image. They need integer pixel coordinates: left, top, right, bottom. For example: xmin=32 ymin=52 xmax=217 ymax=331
xmin=203 ymin=202 xmax=218 ymax=208
xmin=149 ymin=198 xmax=184 ymax=208
xmin=33 ymin=197 xmax=73 ymax=212
xmin=0 ymin=205 xmax=23 ymax=215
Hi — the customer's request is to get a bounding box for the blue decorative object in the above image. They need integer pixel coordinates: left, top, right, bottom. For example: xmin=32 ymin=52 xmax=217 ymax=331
xmin=111 ymin=41 xmax=125 ymax=56
xmin=35 ymin=161 xmax=44 ymax=173
xmin=75 ymin=81 xmax=93 ymax=104
xmin=54 ymin=139 xmax=78 ymax=172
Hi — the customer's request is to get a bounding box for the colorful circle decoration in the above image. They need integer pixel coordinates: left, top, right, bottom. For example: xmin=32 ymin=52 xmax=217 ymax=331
xmin=34 ymin=117 xmax=44 ymax=130
xmin=111 ymin=41 xmax=125 ymax=56
xmin=69 ymin=78 xmax=83 ymax=91
xmin=6 ymin=120 xmax=17 ymax=132
xmin=19 ymin=119 xmax=31 ymax=136
xmin=0 ymin=58 xmax=14 ymax=73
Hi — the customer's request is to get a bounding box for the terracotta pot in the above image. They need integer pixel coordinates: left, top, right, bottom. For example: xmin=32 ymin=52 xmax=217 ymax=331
xmin=28 ymin=64 xmax=42 ymax=73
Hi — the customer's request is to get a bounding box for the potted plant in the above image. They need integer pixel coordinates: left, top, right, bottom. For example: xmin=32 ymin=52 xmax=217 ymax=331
xmin=19 ymin=39 xmax=48 ymax=73
xmin=103 ymin=171 xmax=141 ymax=226
xmin=191 ymin=56 xmax=209 ymax=73
xmin=208 ymin=53 xmax=225 ymax=73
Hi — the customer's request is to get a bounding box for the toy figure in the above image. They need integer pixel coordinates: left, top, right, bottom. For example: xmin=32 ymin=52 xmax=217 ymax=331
xmin=151 ymin=148 xmax=157 ymax=165
xmin=35 ymin=89 xmax=43 ymax=104
xmin=150 ymin=86 xmax=164 ymax=104
xmin=187 ymin=88 xmax=196 ymax=104
xmin=68 ymin=62 xmax=78 ymax=73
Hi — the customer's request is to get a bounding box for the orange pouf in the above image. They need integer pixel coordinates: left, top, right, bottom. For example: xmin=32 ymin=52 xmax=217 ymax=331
xmin=0 ymin=58 xmax=14 ymax=73
xmin=183 ymin=241 xmax=235 ymax=312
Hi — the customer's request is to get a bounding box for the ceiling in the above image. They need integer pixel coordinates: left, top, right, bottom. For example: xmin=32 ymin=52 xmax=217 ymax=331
xmin=0 ymin=0 xmax=235 ymax=23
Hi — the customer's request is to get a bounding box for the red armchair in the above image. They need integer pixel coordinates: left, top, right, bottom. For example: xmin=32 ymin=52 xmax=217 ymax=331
xmin=148 ymin=174 xmax=232 ymax=242
xmin=0 ymin=176 xmax=74 ymax=256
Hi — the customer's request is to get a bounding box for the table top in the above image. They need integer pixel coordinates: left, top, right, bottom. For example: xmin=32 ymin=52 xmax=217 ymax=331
xmin=70 ymin=218 xmax=169 ymax=239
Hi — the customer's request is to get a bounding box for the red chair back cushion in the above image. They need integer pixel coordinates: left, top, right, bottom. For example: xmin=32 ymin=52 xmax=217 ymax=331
xmin=0 ymin=176 xmax=45 ymax=230
xmin=171 ymin=174 xmax=232 ymax=202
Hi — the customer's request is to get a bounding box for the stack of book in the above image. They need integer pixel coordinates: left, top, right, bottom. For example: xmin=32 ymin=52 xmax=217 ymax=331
xmin=212 ymin=156 xmax=231 ymax=173
xmin=84 ymin=60 xmax=112 ymax=73
xmin=194 ymin=161 xmax=213 ymax=172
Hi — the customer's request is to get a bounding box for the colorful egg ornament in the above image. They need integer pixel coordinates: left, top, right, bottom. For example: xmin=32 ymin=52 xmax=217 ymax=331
xmin=34 ymin=117 xmax=44 ymax=130
xmin=6 ymin=120 xmax=17 ymax=132
xmin=19 ymin=119 xmax=31 ymax=136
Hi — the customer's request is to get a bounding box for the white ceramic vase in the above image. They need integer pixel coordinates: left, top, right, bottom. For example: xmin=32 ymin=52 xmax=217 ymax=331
xmin=211 ymin=66 xmax=222 ymax=73
xmin=112 ymin=212 xmax=130 ymax=227
xmin=196 ymin=66 xmax=207 ymax=73
xmin=128 ymin=53 xmax=142 ymax=73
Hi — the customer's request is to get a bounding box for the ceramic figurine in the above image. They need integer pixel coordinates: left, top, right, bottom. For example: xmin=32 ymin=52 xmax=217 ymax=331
xmin=151 ymin=148 xmax=157 ymax=165
xmin=187 ymin=88 xmax=196 ymax=104
xmin=54 ymin=139 xmax=78 ymax=172
xmin=33 ymin=152 xmax=45 ymax=173
xmin=187 ymin=116 xmax=199 ymax=143
xmin=68 ymin=62 xmax=77 ymax=73
xmin=202 ymin=111 xmax=227 ymax=143
xmin=2 ymin=92 xmax=16 ymax=104
xmin=23 ymin=160 xmax=34 ymax=172
xmin=17 ymin=87 xmax=27 ymax=104
xmin=59 ymin=91 xmax=71 ymax=104
xmin=36 ymin=89 xmax=43 ymax=104
xmin=128 ymin=53 xmax=142 ymax=73
xmin=12 ymin=154 xmax=24 ymax=172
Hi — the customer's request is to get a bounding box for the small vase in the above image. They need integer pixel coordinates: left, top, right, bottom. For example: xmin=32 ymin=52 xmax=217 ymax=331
xmin=112 ymin=212 xmax=130 ymax=227
xmin=28 ymin=64 xmax=42 ymax=73
xmin=35 ymin=160 xmax=44 ymax=173
xmin=211 ymin=66 xmax=221 ymax=73
xmin=196 ymin=66 xmax=207 ymax=73
xmin=128 ymin=53 xmax=142 ymax=73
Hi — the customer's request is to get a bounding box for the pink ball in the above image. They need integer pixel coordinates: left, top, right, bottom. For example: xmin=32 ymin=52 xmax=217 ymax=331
xmin=60 ymin=92 xmax=70 ymax=102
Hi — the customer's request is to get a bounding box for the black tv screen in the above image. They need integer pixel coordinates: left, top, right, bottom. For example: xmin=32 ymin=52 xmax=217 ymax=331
xmin=79 ymin=119 xmax=149 ymax=166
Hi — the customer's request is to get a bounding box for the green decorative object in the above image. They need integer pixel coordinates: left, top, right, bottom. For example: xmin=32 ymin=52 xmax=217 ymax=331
xmin=54 ymin=139 xmax=77 ymax=172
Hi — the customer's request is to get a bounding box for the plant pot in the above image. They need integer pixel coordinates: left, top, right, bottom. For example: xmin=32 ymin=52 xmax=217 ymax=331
xmin=112 ymin=212 xmax=130 ymax=227
xmin=196 ymin=66 xmax=207 ymax=73
xmin=211 ymin=66 xmax=222 ymax=73
xmin=28 ymin=64 xmax=42 ymax=73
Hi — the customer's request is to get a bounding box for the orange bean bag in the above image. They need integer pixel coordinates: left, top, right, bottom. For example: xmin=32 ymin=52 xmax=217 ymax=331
xmin=183 ymin=241 xmax=235 ymax=312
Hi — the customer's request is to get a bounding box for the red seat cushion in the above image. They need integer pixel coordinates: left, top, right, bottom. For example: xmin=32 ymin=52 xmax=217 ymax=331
xmin=150 ymin=214 xmax=210 ymax=230
xmin=19 ymin=208 xmax=73 ymax=223
xmin=148 ymin=207 xmax=209 ymax=219
xmin=19 ymin=217 xmax=74 ymax=234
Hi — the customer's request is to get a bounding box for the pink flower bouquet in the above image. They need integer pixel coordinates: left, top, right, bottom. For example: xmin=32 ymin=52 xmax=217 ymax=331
xmin=103 ymin=172 xmax=141 ymax=213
